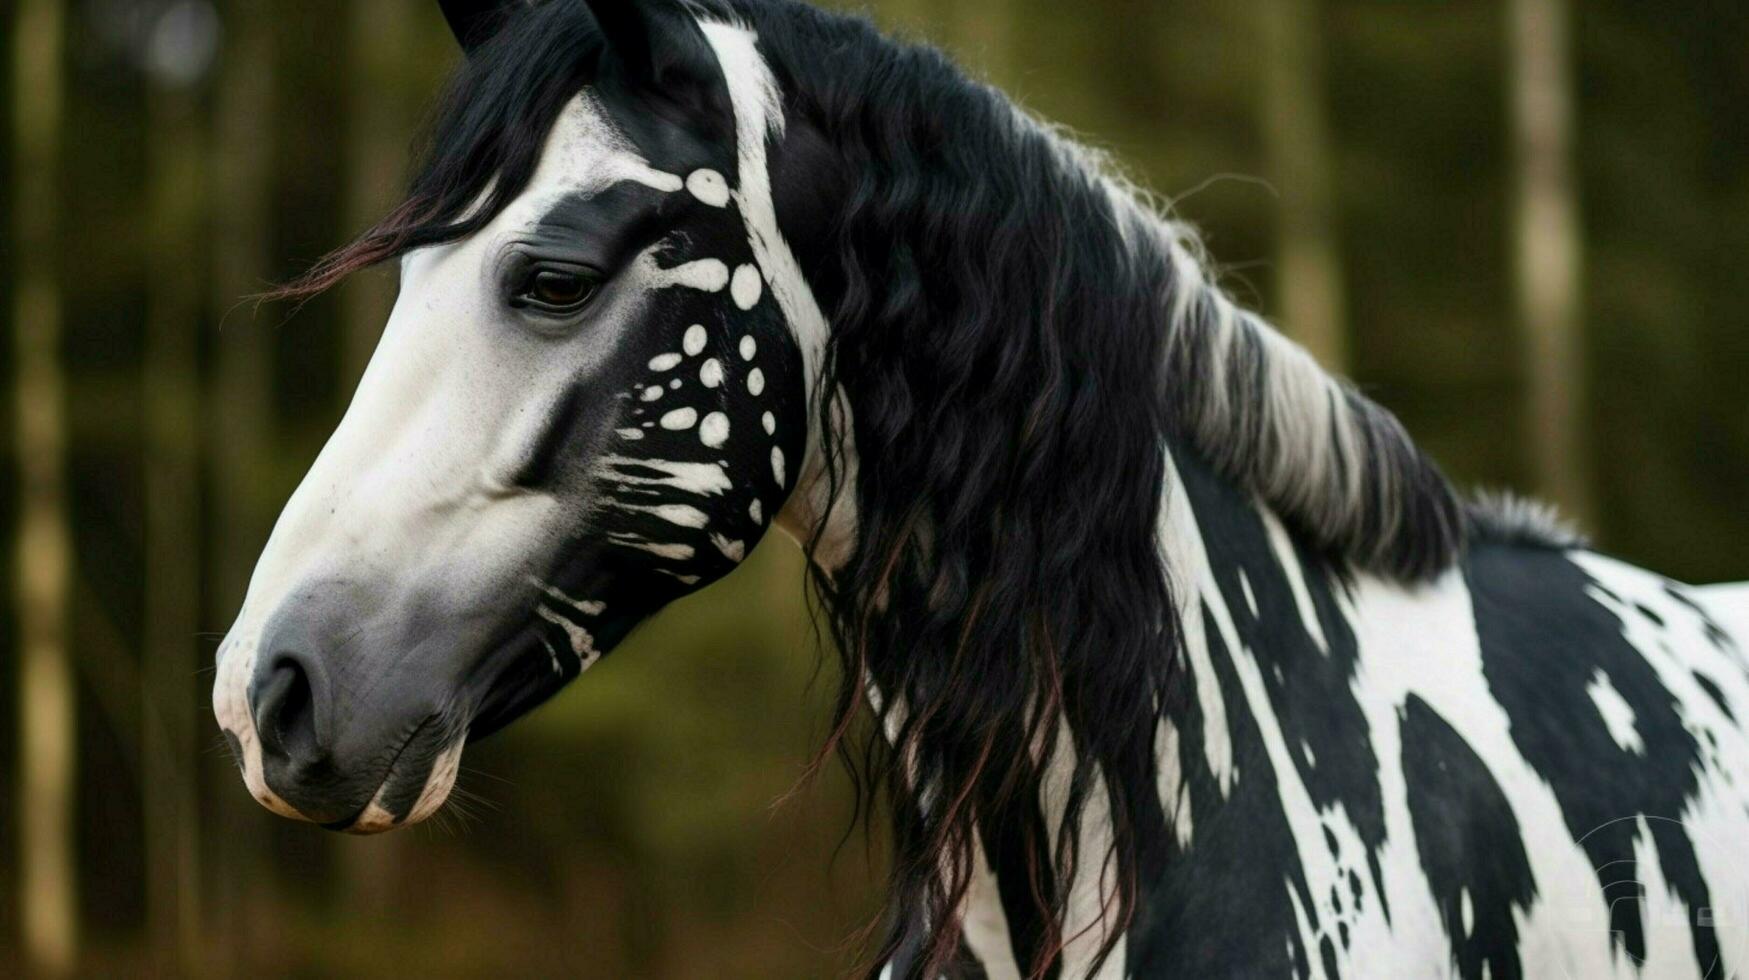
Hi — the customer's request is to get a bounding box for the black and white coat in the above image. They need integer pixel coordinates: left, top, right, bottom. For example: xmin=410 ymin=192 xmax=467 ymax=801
xmin=213 ymin=1 xmax=1749 ymax=976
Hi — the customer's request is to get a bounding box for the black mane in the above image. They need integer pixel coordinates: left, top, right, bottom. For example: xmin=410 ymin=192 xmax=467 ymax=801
xmin=281 ymin=2 xmax=1487 ymax=975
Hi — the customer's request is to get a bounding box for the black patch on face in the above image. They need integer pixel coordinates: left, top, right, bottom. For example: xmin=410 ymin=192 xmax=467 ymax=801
xmin=453 ymin=78 xmax=815 ymax=742
xmin=1466 ymin=545 xmax=1722 ymax=973
xmin=1399 ymin=694 xmax=1537 ymax=980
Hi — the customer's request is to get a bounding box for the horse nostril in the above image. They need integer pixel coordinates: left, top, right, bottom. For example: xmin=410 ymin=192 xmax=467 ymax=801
xmin=253 ymin=653 xmax=324 ymax=762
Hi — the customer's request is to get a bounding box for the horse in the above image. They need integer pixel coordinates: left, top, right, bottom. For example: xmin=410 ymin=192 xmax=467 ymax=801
xmin=212 ymin=1 xmax=1749 ymax=976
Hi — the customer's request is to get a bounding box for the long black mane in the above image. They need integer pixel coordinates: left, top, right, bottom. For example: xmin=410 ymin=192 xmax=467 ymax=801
xmin=279 ymin=1 xmax=1472 ymax=976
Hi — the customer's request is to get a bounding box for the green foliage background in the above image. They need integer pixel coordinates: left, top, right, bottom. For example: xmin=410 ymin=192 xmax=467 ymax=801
xmin=1 ymin=0 xmax=1746 ymax=976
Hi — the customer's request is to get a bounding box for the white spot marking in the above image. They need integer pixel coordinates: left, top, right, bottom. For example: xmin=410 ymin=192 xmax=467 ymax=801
xmin=649 ymin=353 xmax=682 ymax=372
xmin=536 ymin=605 xmax=601 ymax=668
xmin=616 ymin=428 xmax=645 ymax=441
xmin=731 ymin=263 xmax=764 ymax=310
xmin=771 ymin=446 xmax=786 ymax=487
xmin=686 ymin=168 xmax=730 ymax=207
xmin=529 ymin=578 xmax=606 ymax=617
xmin=699 ymin=358 xmax=724 ymax=388
xmin=660 ymin=407 xmax=699 ymax=431
xmin=710 ymin=534 xmax=746 ymax=563
xmin=606 ymin=534 xmax=693 ymax=561
xmin=747 ymin=368 xmax=765 ymax=396
xmin=1586 ymin=669 xmax=1645 ymax=754
xmin=762 ymin=411 xmax=775 ymax=435
xmin=749 ymin=499 xmax=763 ymax=524
xmin=643 ymin=255 xmax=729 ymax=294
xmin=641 ymin=386 xmax=663 ymax=402
xmin=699 ymin=412 xmax=730 ymax=448
xmin=607 ymin=500 xmax=710 ymax=529
xmin=683 ymin=324 xmax=708 ymax=357
xmin=598 ymin=456 xmax=731 ymax=496
xmin=1460 ymin=887 xmax=1474 ymax=937
xmin=739 ymin=335 xmax=756 ymax=361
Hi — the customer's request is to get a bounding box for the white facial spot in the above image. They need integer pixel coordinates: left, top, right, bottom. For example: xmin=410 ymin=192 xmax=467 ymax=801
xmin=699 ymin=358 xmax=724 ymax=388
xmin=649 ymin=353 xmax=682 ymax=372
xmin=699 ymin=412 xmax=730 ymax=448
xmin=771 ymin=446 xmax=786 ymax=487
xmin=761 ymin=411 xmax=775 ymax=435
xmin=660 ymin=407 xmax=699 ymax=431
xmin=749 ymin=499 xmax=763 ymax=524
xmin=644 ymin=256 xmax=730 ymax=293
xmin=641 ymin=386 xmax=663 ymax=402
xmin=686 ymin=168 xmax=731 ymax=207
xmin=683 ymin=324 xmax=708 ymax=357
xmin=739 ymin=335 xmax=756 ymax=361
xmin=617 ymin=427 xmax=645 ymax=441
xmin=710 ymin=533 xmax=746 ymax=563
xmin=608 ymin=534 xmax=694 ymax=561
xmin=747 ymin=368 xmax=765 ymax=397
xmin=730 ymin=264 xmax=764 ymax=311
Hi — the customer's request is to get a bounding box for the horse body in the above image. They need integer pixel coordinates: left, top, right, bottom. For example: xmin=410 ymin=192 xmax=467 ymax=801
xmin=213 ymin=1 xmax=1749 ymax=975
xmin=948 ymin=449 xmax=1749 ymax=978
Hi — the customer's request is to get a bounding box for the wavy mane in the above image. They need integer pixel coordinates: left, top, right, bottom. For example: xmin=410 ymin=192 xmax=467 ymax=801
xmin=269 ymin=1 xmax=1470 ymax=975
xmin=758 ymin=3 xmax=1466 ymax=976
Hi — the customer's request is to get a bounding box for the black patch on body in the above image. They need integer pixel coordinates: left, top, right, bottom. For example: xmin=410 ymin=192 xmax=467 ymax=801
xmin=1466 ymin=545 xmax=1722 ymax=974
xmin=1123 ymin=453 xmax=1385 ymax=977
xmin=1400 ymin=695 xmax=1537 ymax=980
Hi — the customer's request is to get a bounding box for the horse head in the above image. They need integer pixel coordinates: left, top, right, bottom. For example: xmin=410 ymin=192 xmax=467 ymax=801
xmin=214 ymin=0 xmax=830 ymax=832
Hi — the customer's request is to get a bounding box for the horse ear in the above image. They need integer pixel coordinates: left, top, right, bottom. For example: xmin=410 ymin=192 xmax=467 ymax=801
xmin=578 ymin=0 xmax=722 ymax=102
xmin=437 ymin=0 xmax=523 ymax=54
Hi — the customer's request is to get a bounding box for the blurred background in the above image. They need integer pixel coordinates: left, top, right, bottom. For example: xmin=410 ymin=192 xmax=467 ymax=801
xmin=3 ymin=0 xmax=1747 ymax=976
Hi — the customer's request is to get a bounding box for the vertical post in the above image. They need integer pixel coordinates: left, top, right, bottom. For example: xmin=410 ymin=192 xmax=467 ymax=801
xmin=142 ymin=23 xmax=208 ymax=977
xmin=10 ymin=0 xmax=77 ymax=974
xmin=1509 ymin=0 xmax=1591 ymax=524
xmin=1259 ymin=0 xmax=1349 ymax=371
xmin=208 ymin=0 xmax=278 ymax=971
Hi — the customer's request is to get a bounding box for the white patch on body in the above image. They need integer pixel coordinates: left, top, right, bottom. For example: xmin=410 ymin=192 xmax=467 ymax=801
xmin=739 ymin=335 xmax=757 ymax=361
xmin=747 ymin=368 xmax=765 ymax=396
xmin=1584 ymin=669 xmax=1644 ymax=754
xmin=649 ymin=352 xmax=682 ymax=372
xmin=660 ymin=407 xmax=698 ymax=431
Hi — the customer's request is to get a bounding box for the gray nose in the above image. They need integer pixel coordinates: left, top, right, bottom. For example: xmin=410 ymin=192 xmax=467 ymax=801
xmin=248 ymin=603 xmax=433 ymax=827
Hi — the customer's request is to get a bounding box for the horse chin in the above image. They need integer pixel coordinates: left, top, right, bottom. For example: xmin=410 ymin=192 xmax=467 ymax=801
xmin=326 ymin=734 xmax=469 ymax=836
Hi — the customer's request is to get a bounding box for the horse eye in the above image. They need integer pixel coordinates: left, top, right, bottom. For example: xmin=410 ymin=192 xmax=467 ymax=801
xmin=516 ymin=267 xmax=599 ymax=313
